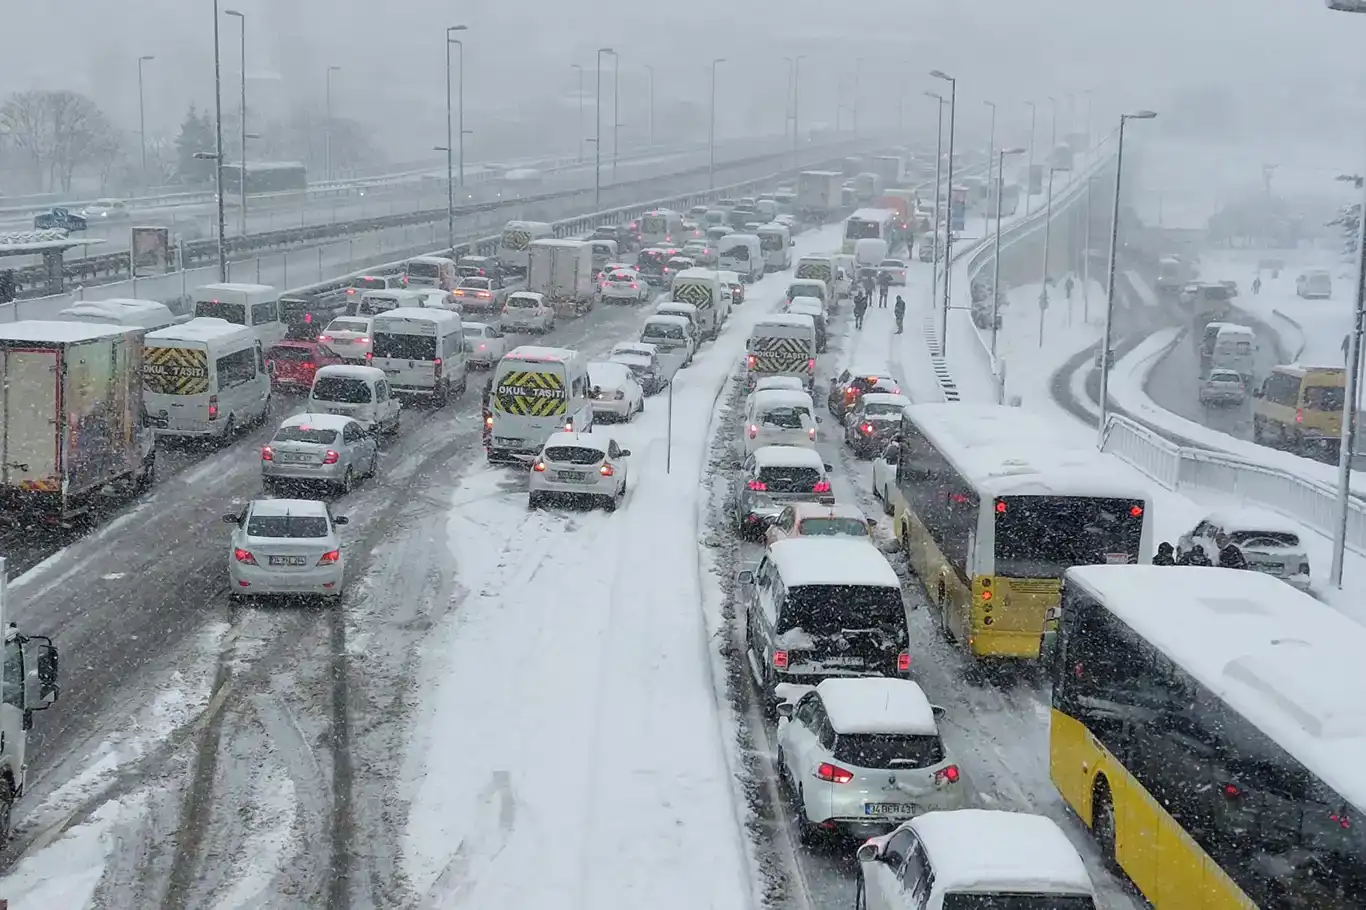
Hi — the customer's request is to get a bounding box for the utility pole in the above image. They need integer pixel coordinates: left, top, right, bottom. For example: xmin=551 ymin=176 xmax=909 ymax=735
xmin=1038 ymin=96 xmax=1058 ymax=333
xmin=456 ymin=35 xmax=467 ymax=189
xmin=991 ymin=147 xmax=1027 ymax=402
xmin=137 ymin=55 xmax=154 ymax=187
xmin=983 ymin=100 xmax=996 ymax=237
xmin=710 ymin=58 xmax=726 ymax=190
xmin=595 ymin=47 xmax=613 ymax=209
xmin=926 ymin=92 xmax=944 ymax=329
xmin=445 ymin=27 xmax=467 ymax=250
xmin=1024 ymin=100 xmax=1036 ymax=216
xmin=612 ymin=54 xmax=619 ymax=182
xmin=853 ymin=58 xmax=864 ymax=138
xmin=211 ymin=0 xmax=227 ymax=281
xmin=645 ymin=64 xmax=655 ymax=147
xmin=224 ymin=10 xmax=246 ymax=236
xmin=931 ymin=70 xmax=957 ymax=354
xmin=325 ymin=65 xmax=341 ymax=181
xmin=572 ymin=64 xmax=585 ymax=163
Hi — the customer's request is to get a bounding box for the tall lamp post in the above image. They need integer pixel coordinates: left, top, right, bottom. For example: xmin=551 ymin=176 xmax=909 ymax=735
xmin=612 ymin=53 xmax=620 ymax=182
xmin=1038 ymin=96 xmax=1058 ymax=318
xmin=930 ymin=70 xmax=957 ymax=354
xmin=137 ymin=55 xmax=154 ymax=186
xmin=447 ymin=27 xmax=469 ymax=190
xmin=325 ymin=65 xmax=341 ymax=181
xmin=1024 ymin=100 xmax=1037 ymax=216
xmin=644 ymin=64 xmax=655 ymax=147
xmin=571 ymin=64 xmax=585 ymax=162
xmin=1097 ymin=111 xmax=1157 ymax=445
xmin=443 ymin=25 xmax=467 ymax=252
xmin=210 ymin=0 xmax=227 ymax=281
xmin=853 ymin=57 xmax=865 ymax=138
xmin=594 ymin=46 xmax=614 ymax=210
xmin=925 ymin=92 xmax=945 ymax=325
xmin=983 ymin=99 xmax=996 ymax=236
xmin=710 ymin=58 xmax=726 ymax=190
xmin=785 ymin=56 xmax=805 ymax=166
xmin=224 ymin=9 xmax=247 ymax=236
xmin=990 ymin=147 xmax=1026 ymax=402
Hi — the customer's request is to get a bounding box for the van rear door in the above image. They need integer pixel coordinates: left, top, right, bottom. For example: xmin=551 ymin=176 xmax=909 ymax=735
xmin=144 ymin=342 xmax=213 ymax=431
xmin=371 ymin=320 xmax=440 ymax=393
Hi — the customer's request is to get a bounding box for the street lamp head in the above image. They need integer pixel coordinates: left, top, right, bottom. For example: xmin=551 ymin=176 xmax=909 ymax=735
xmin=224 ymin=8 xmax=243 ymax=17
xmin=434 ymin=145 xmax=450 ymax=152
xmin=924 ymin=91 xmax=942 ymax=102
xmin=193 ymin=152 xmax=219 ymax=160
xmin=714 ymin=57 xmax=727 ymax=65
xmin=328 ymin=65 xmax=342 ymax=73
xmin=930 ymin=69 xmax=951 ymax=81
xmin=1124 ymin=110 xmax=1157 ymax=120
xmin=139 ymin=54 xmax=155 ymax=62
xmin=599 ymin=46 xmax=614 ymax=54
xmin=244 ymin=132 xmax=261 ymax=139
xmin=983 ymin=99 xmax=996 ymax=108
xmin=1001 ymin=147 xmax=1026 ymax=155
xmin=447 ymin=24 xmax=468 ymax=32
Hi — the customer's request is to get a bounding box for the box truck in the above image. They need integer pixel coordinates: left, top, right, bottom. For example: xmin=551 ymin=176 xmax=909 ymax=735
xmin=796 ymin=171 xmax=843 ymax=223
xmin=527 ymin=239 xmax=596 ymax=315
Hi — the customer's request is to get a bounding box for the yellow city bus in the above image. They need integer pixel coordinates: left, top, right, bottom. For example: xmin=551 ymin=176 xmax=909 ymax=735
xmin=887 ymin=404 xmax=1153 ymax=659
xmin=1050 ymin=565 xmax=1366 ymax=909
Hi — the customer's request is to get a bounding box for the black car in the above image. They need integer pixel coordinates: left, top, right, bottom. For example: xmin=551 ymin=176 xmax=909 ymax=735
xmin=843 ymin=393 xmax=910 ymax=457
xmin=635 ymin=248 xmax=672 ymax=285
xmin=827 ymin=369 xmax=900 ymax=419
xmin=590 ymin=225 xmax=635 ymax=253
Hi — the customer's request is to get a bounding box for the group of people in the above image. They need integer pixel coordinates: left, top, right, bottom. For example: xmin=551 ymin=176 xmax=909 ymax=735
xmin=852 ymin=269 xmax=906 ymax=333
xmin=1152 ymin=533 xmax=1248 ymax=570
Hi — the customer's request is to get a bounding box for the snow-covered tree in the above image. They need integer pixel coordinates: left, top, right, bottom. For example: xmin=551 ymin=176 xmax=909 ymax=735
xmin=1327 ymin=201 xmax=1359 ymax=264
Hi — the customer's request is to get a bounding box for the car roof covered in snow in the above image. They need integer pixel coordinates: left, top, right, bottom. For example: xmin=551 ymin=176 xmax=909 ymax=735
xmin=611 ymin=342 xmax=657 ymax=357
xmin=1201 ymin=507 xmax=1304 ymax=534
xmin=754 ymin=314 xmax=815 ymax=330
xmin=198 ymin=282 xmax=274 ymax=294
xmin=278 ymin=412 xmax=356 ymax=432
xmin=860 ymin=393 xmax=911 ymax=409
xmin=765 ymin=538 xmax=899 ymax=589
xmin=909 ymin=810 xmax=1093 ymax=896
xmin=146 ymin=316 xmax=254 ymax=344
xmin=902 ymin=403 xmax=1151 ymax=500
xmin=752 ymin=377 xmax=805 ymax=393
xmin=502 ymin=345 xmax=578 ymax=365
xmin=587 ymin=361 xmax=634 ymax=385
xmin=1066 ymin=565 xmax=1366 ymax=813
xmin=788 ymin=297 xmax=824 ymax=311
xmin=752 ymin=445 xmax=825 ymax=469
xmin=643 ymin=314 xmax=691 ymax=328
xmin=674 ymin=267 xmax=718 ymax=282
xmin=249 ymin=498 xmax=330 ymax=518
xmin=656 ymin=300 xmax=699 ymax=313
xmin=313 ymin=364 xmax=384 ymax=382
xmin=542 ymin=431 xmax=612 ymax=452
xmin=749 ymin=389 xmax=814 ymax=410
xmin=816 ymin=678 xmax=937 ymax=736
xmin=0 ymin=319 xmax=135 ymax=344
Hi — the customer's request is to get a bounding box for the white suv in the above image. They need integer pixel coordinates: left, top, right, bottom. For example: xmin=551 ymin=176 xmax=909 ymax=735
xmin=776 ymin=678 xmax=964 ymax=844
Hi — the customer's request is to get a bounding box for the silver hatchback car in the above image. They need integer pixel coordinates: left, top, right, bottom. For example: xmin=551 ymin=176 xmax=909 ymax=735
xmin=261 ymin=412 xmax=378 ymax=495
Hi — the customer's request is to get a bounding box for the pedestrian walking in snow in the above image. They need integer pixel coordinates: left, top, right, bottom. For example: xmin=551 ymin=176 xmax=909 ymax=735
xmin=1153 ymin=542 xmax=1175 ymax=566
xmin=877 ymin=270 xmax=891 ymax=307
xmin=854 ymin=291 xmax=869 ymax=330
xmin=1064 ymin=275 xmax=1075 ymax=299
xmin=1252 ymin=276 xmax=1262 ymax=295
xmin=894 ymin=295 xmax=906 ymax=334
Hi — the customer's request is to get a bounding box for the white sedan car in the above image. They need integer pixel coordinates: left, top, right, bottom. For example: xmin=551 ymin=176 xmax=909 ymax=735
xmin=763 ymin=502 xmax=874 ymax=547
xmin=740 ymin=388 xmax=819 ymax=457
xmin=871 ymin=442 xmax=900 ymax=514
xmin=600 ymin=268 xmax=652 ymax=304
xmin=587 ymin=361 xmax=645 ymax=422
xmin=776 ymin=678 xmax=964 ymax=843
xmin=462 ymin=321 xmax=509 ymax=368
xmin=318 ymin=316 xmax=374 ymax=361
xmin=261 ymin=412 xmax=378 ymax=495
xmin=879 ymin=258 xmax=908 ymax=286
xmin=225 ymin=498 xmax=349 ymax=601
xmin=501 ymin=291 xmax=556 ymax=333
xmin=528 ymin=431 xmax=632 ymax=512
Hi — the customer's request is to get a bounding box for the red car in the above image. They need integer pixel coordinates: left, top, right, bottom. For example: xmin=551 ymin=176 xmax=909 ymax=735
xmin=266 ymin=341 xmax=344 ymax=392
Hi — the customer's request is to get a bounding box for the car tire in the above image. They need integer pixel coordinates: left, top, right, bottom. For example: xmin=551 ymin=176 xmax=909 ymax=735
xmin=367 ymin=450 xmax=379 ymax=477
xmin=793 ymin=787 xmax=820 ymax=846
xmin=603 ymin=491 xmax=618 ymax=513
xmin=339 ymin=467 xmax=355 ymax=495
xmin=528 ymin=492 xmax=542 ymax=510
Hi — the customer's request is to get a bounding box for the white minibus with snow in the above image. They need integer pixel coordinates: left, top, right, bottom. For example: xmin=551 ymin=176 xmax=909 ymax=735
xmin=369 ymin=308 xmax=467 ymax=405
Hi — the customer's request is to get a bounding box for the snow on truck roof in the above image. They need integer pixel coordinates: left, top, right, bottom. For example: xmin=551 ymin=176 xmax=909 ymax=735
xmin=1067 ymin=565 xmax=1366 ymax=814
xmin=903 ymin=403 xmax=1151 ymax=500
xmin=0 ymin=319 xmax=136 ymax=344
xmin=910 ymin=810 xmax=1094 ymax=896
xmin=816 ymin=678 xmax=937 ymax=736
xmin=146 ymin=317 xmax=253 ymax=344
xmin=765 ymin=538 xmax=900 ymax=590
xmin=754 ymin=314 xmax=815 ymax=330
xmin=196 ymin=282 xmax=275 ymax=295
xmin=313 ymin=364 xmax=385 ymax=382
xmin=503 ymin=345 xmax=578 ymax=364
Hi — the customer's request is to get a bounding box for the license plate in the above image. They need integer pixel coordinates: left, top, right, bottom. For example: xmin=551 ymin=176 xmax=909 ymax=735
xmin=328 ymin=407 xmax=350 ymax=415
xmin=1104 ymin=552 xmax=1132 ymax=565
xmin=557 ymin=471 xmax=587 ymax=482
xmin=818 ymin=656 xmax=864 ymax=667
xmin=277 ymin=452 xmax=308 ymax=463
xmin=268 ymin=555 xmax=308 ymax=567
xmin=864 ymin=803 xmax=914 ymax=816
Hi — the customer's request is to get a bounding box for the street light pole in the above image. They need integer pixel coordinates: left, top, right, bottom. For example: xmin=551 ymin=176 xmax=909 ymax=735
xmin=925 ymin=92 xmax=944 ymax=327
xmin=457 ymin=36 xmax=467 ymax=189
xmin=325 ymin=65 xmax=341 ymax=181
xmin=612 ymin=53 xmax=619 ymax=182
xmin=931 ymin=70 xmax=956 ymax=354
xmin=137 ymin=55 xmax=154 ymax=187
xmin=983 ymin=100 xmax=996 ymax=237
xmin=572 ymin=64 xmax=585 ymax=162
xmin=785 ymin=56 xmax=805 ymax=166
xmin=595 ymin=46 xmax=613 ymax=210
xmin=853 ymin=57 xmax=864 ymax=138
xmin=224 ymin=10 xmax=246 ymax=236
xmin=1038 ymin=96 xmax=1058 ymax=328
xmin=444 ymin=26 xmax=467 ymax=251
xmin=991 ymin=147 xmax=1027 ymax=402
xmin=1097 ymin=111 xmax=1157 ymax=446
xmin=645 ymin=64 xmax=655 ymax=147
xmin=211 ymin=0 xmax=227 ymax=281
xmin=1332 ymin=171 xmax=1366 ymax=586
xmin=1024 ymin=100 xmax=1036 ymax=216
xmin=710 ymin=58 xmax=726 ymax=190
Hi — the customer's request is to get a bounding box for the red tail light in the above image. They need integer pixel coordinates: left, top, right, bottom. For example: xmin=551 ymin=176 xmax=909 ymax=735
xmin=318 ymin=335 xmax=331 ymax=342
xmin=261 ymin=445 xmax=274 ymax=461
xmin=322 ymin=450 xmax=340 ymax=465
xmin=808 ymin=427 xmax=816 ymax=440
xmin=1130 ymin=505 xmax=1143 ymax=517
xmin=861 ymin=423 xmax=874 ymax=435
xmin=772 ymin=649 xmax=788 ymax=669
xmin=599 ymin=463 xmax=614 ymax=476
xmin=1223 ymin=783 xmax=1242 ymax=799
xmin=532 ymin=461 xmax=546 ymax=472
xmin=208 ymin=395 xmax=219 ymax=421
xmin=897 ymin=652 xmax=911 ymax=672
xmin=812 ymin=481 xmax=831 ymax=493
xmin=434 ymin=357 xmax=443 ymax=379
xmin=234 ymin=548 xmax=257 ymax=565
xmin=935 ymin=765 xmax=960 ymax=785
xmin=485 ymin=415 xmax=493 ymax=428
xmin=746 ymin=354 xmax=757 ymax=369
xmin=1296 ymin=408 xmax=1303 ymax=423
xmin=631 ymin=283 xmax=638 ymax=289
xmin=816 ymin=762 xmax=854 ymax=784
xmin=304 ymin=362 xmax=315 ymax=370
xmin=317 ymin=549 xmax=341 ymax=565
xmin=747 ymin=424 xmax=758 ymax=439
xmin=366 ymin=352 xmax=373 ymax=360
xmin=746 ymin=479 xmax=767 ymax=491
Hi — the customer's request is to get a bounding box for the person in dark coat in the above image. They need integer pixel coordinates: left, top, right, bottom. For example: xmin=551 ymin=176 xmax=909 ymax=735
xmin=893 ymin=295 xmax=906 ymax=334
xmin=877 ymin=270 xmax=892 ymax=307
xmin=1180 ymin=544 xmax=1213 ymax=567
xmin=481 ymin=378 xmax=494 ymax=446
xmin=1215 ymin=533 xmax=1248 ymax=569
xmin=1153 ymin=541 xmax=1175 ymax=566
xmin=853 ymin=290 xmax=869 ymax=330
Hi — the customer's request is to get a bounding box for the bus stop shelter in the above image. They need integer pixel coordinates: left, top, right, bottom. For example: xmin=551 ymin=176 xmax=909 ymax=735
xmin=0 ymin=231 xmax=105 ymax=301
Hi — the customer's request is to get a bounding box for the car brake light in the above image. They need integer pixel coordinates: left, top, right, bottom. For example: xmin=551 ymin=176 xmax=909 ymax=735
xmin=304 ymin=362 xmax=315 ymax=370
xmin=208 ymin=395 xmax=219 ymax=421
xmin=533 ymin=460 xmax=546 ymax=472
xmin=318 ymin=335 xmax=331 ymax=342
xmin=234 ymin=548 xmax=257 ymax=565
xmin=1130 ymin=505 xmax=1143 ymax=517
xmin=261 ymin=445 xmax=274 ymax=461
xmin=631 ymin=283 xmax=638 ymax=289
xmin=812 ymin=481 xmax=831 ymax=494
xmin=322 ymin=450 xmax=340 ymax=464
xmin=485 ymin=415 xmax=493 ymax=428
xmin=816 ymin=762 xmax=854 ymax=784
xmin=897 ymin=652 xmax=911 ymax=671
xmin=746 ymin=354 xmax=757 ymax=369
xmin=1296 ymin=408 xmax=1303 ymax=423
xmin=434 ymin=357 xmax=443 ymax=379
xmin=366 ymin=352 xmax=373 ymax=360
xmin=747 ymin=424 xmax=758 ymax=439
xmin=772 ymin=649 xmax=788 ymax=668
xmin=599 ymin=463 xmax=615 ymax=476
xmin=317 ymin=549 xmax=341 ymax=565
xmin=935 ymin=765 xmax=960 ymax=785
xmin=808 ymin=427 xmax=816 ymax=440
xmin=747 ymin=479 xmax=767 ymax=491
xmin=360 ymin=337 xmax=369 ymax=343
xmin=861 ymin=423 xmax=874 ymax=435
xmin=807 ymin=359 xmax=816 ymax=370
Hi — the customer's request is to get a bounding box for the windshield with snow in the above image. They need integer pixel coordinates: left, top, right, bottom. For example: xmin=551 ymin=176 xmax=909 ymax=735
xmin=832 ymin=733 xmax=942 ymax=769
xmin=312 ymin=377 xmax=372 ymax=403
xmin=797 ymin=517 xmax=869 ymax=538
xmin=246 ymin=515 xmax=329 ymax=538
xmin=758 ymin=406 xmax=810 ymax=429
xmin=777 ymin=585 xmax=903 ymax=635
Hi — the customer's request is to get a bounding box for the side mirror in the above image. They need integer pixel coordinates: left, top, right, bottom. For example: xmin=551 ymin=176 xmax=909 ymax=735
xmin=931 ymin=704 xmax=947 ymax=719
xmin=222 ymin=513 xmax=240 ymax=524
xmin=333 ymin=515 xmax=350 ymax=526
xmin=823 ymin=463 xmax=833 ymax=473
xmin=619 ymin=449 xmax=631 ymax=457
xmin=855 ymin=842 xmax=883 ymax=865
xmin=22 ymin=635 xmax=59 ymax=711
xmin=866 ymin=518 xmax=878 ymax=528
xmin=266 ymin=361 xmax=276 ymax=374
xmin=738 ymin=569 xmax=755 ymax=585
xmin=776 ymin=702 xmax=795 ymax=719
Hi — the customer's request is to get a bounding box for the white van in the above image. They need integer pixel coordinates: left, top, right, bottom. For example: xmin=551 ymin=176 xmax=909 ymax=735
xmin=488 ymin=345 xmax=594 ymax=463
xmin=855 ymin=236 xmax=890 ymax=272
xmin=747 ymin=314 xmax=817 ymax=391
xmin=653 ymin=300 xmax=702 ymax=340
xmin=352 ymin=288 xmax=427 ymax=317
xmin=496 ymin=220 xmax=554 ymax=275
xmin=404 ymin=256 xmax=458 ymax=290
xmin=58 ymin=298 xmax=176 ymax=332
xmin=640 ymin=314 xmax=696 ymax=374
xmin=785 ymin=278 xmax=830 ymax=312
xmin=717 ymin=233 xmax=763 ymax=282
xmin=192 ymin=283 xmax=283 ymax=348
xmin=307 ymin=364 xmax=402 ymax=435
xmin=670 ymin=267 xmax=730 ymax=340
xmin=638 ymin=209 xmax=685 ymax=247
xmin=1213 ymin=324 xmax=1256 ymax=380
xmin=143 ymin=316 xmax=271 ymax=438
xmin=369 ymin=307 xmax=467 ymax=404
xmin=756 ymin=223 xmax=793 ymax=272
xmin=794 ymin=255 xmax=836 ymax=301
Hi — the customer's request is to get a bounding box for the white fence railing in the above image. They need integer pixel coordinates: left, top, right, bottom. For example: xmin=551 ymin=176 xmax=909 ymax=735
xmin=1102 ymin=413 xmax=1366 ymax=556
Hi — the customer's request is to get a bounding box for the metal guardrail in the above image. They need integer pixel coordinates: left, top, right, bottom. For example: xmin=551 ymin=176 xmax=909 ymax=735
xmin=5 ymin=141 xmax=832 ymax=296
xmin=1102 ymin=412 xmax=1366 ymax=556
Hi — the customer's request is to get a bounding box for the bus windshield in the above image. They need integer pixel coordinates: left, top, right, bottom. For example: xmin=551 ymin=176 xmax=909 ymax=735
xmin=994 ymin=496 xmax=1144 ymax=578
xmin=844 ymin=219 xmax=881 ymax=240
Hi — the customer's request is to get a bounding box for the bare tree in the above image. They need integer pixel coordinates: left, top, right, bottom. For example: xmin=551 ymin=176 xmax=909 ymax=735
xmin=0 ymin=89 xmax=124 ymax=192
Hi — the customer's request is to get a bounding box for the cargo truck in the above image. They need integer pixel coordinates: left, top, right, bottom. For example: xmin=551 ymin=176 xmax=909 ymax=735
xmin=0 ymin=321 xmax=157 ymax=524
xmin=527 ymin=239 xmax=596 ymax=315
xmin=796 ymin=171 xmax=843 ymax=223
xmin=0 ymin=557 xmax=62 ymax=845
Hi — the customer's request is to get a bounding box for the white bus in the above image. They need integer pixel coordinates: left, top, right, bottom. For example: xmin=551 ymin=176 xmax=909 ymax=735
xmin=888 ymin=403 xmax=1155 ymax=660
xmin=841 ymin=207 xmax=899 ymax=255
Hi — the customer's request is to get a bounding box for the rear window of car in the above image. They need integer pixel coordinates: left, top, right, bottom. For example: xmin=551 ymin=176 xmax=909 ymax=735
xmin=1208 ymin=371 xmax=1243 ymax=383
xmin=543 ymin=446 xmax=603 ymax=465
xmin=756 ymin=465 xmax=822 ymax=489
xmin=780 ymin=584 xmax=904 ymax=634
xmin=194 ymin=300 xmax=246 ymax=324
xmin=406 ymin=262 xmax=440 ymax=279
xmin=644 ymin=323 xmax=685 ymax=340
xmin=863 ymin=403 xmax=903 ymax=418
xmin=460 ymin=278 xmax=492 ymax=290
xmin=372 ymin=333 xmax=437 ymax=361
xmin=759 ymin=406 xmax=810 ymax=429
xmin=880 ymin=260 xmax=904 ymax=268
xmin=246 ymin=515 xmax=330 ymax=538
xmin=507 ymin=296 xmax=538 ymax=308
xmin=327 ymin=320 xmax=368 ymax=334
xmin=1304 ymin=386 xmax=1344 ymax=410
xmin=351 ymin=277 xmax=387 ymax=290
xmin=798 ymin=517 xmax=869 ymax=538
xmin=357 ymin=298 xmax=398 ymax=316
xmin=273 ymin=426 xmax=339 ymax=445
xmin=608 ymin=271 xmax=635 ymax=281
xmin=832 ymin=732 xmax=943 ymax=769
xmin=312 ymin=376 xmax=372 ymax=403
xmin=1230 ymin=529 xmax=1300 ymax=547
xmin=268 ymin=345 xmax=315 ymax=362
xmin=462 ymin=326 xmax=486 ymax=338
